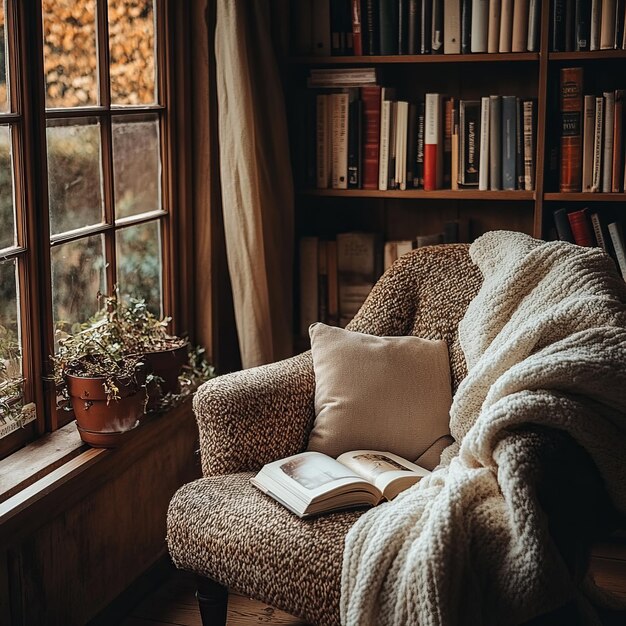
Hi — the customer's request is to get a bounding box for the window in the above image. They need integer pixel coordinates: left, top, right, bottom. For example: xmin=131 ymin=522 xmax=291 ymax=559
xmin=0 ymin=0 xmax=182 ymax=458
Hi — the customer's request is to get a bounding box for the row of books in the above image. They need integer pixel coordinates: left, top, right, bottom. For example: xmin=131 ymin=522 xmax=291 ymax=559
xmin=299 ymin=225 xmax=470 ymax=335
xmin=552 ymin=207 xmax=626 ymax=278
xmin=559 ymin=68 xmax=625 ymax=192
xmin=311 ymin=81 xmax=537 ymax=191
xmin=292 ymin=0 xmax=541 ymax=56
xmin=551 ymin=0 xmax=626 ymax=51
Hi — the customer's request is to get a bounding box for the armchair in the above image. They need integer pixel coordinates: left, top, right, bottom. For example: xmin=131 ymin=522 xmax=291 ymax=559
xmin=166 ymin=244 xmax=482 ymax=625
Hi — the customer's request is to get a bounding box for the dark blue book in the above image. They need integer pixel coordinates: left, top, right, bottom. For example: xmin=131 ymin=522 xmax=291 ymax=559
xmin=575 ymin=0 xmax=591 ymax=50
xmin=461 ymin=0 xmax=472 ymax=54
xmin=502 ymin=96 xmax=517 ymax=190
xmin=379 ymin=0 xmax=399 ymax=54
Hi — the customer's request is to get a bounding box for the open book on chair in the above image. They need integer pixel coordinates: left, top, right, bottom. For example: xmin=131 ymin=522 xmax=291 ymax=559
xmin=251 ymin=450 xmax=430 ymax=518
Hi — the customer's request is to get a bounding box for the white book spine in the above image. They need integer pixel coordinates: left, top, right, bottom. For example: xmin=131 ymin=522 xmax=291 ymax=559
xmin=590 ymin=213 xmax=607 ymax=250
xmin=600 ymin=0 xmax=617 ymax=49
xmin=479 ymin=97 xmax=490 ymax=190
xmin=590 ymin=0 xmax=601 ymax=50
xmin=511 ymin=0 xmax=529 ymax=52
xmin=592 ymin=97 xmax=604 ymax=192
xmin=299 ymin=237 xmax=319 ymax=336
xmin=608 ymin=222 xmax=626 ymax=279
xmin=527 ymin=0 xmax=540 ymax=50
xmin=488 ymin=0 xmax=501 ymax=52
xmin=331 ymin=93 xmax=349 ymax=189
xmin=316 ymin=94 xmax=330 ymax=188
xmin=602 ymin=91 xmax=615 ymax=193
xmin=379 ymin=100 xmax=391 ymax=190
xmin=499 ymin=0 xmax=514 ymax=51
xmin=582 ymin=95 xmax=596 ymax=191
xmin=444 ymin=0 xmax=462 ymax=53
xmin=471 ymin=0 xmax=489 ymax=52
xmin=522 ymin=100 xmax=535 ymax=191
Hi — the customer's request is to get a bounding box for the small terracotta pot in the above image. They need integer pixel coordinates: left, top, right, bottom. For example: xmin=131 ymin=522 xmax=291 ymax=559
xmin=65 ymin=368 xmax=147 ymax=448
xmin=144 ymin=342 xmax=189 ymax=394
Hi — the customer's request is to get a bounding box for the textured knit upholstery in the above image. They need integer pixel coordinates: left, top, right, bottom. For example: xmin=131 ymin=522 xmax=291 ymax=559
xmin=166 ymin=244 xmax=483 ymax=625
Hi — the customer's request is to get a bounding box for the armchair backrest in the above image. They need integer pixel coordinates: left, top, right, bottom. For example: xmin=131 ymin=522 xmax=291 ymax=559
xmin=346 ymin=244 xmax=483 ymax=392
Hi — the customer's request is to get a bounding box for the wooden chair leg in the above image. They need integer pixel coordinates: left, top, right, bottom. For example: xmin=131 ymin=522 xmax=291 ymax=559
xmin=196 ymin=575 xmax=228 ymax=626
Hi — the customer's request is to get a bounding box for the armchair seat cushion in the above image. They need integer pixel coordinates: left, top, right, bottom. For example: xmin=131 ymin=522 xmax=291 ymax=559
xmin=167 ymin=472 xmax=362 ymax=626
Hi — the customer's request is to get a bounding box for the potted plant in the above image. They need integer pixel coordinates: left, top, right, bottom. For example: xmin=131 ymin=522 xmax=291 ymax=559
xmin=53 ymin=321 xmax=148 ymax=448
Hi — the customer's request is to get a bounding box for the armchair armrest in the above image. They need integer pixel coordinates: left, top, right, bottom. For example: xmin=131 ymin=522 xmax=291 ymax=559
xmin=192 ymin=352 xmax=315 ymax=475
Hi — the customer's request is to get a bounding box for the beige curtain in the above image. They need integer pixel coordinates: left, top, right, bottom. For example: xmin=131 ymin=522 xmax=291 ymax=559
xmin=214 ymin=0 xmax=294 ymax=369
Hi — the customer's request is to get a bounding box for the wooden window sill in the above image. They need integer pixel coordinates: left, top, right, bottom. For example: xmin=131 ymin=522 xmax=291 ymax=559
xmin=0 ymin=399 xmax=195 ymax=547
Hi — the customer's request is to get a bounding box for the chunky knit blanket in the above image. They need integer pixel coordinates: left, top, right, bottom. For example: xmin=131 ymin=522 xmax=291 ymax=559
xmin=341 ymin=231 xmax=626 ymax=626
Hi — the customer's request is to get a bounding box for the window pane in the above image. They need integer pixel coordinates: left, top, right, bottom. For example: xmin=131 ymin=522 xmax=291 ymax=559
xmin=47 ymin=119 xmax=104 ymax=235
xmin=51 ymin=235 xmax=106 ymax=334
xmin=116 ymin=220 xmax=162 ymax=315
xmin=0 ymin=259 xmax=22 ymax=431
xmin=113 ymin=115 xmax=161 ymax=218
xmin=0 ymin=0 xmax=9 ymax=113
xmin=109 ymin=0 xmax=156 ymax=106
xmin=0 ymin=124 xmax=15 ymax=250
xmin=42 ymin=0 xmax=99 ymax=108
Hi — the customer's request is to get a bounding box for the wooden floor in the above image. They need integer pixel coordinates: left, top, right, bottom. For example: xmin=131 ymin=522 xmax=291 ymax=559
xmin=119 ymin=571 xmax=309 ymax=626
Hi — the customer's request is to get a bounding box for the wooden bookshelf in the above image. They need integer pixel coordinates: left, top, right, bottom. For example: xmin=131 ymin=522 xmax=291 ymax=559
xmin=544 ymin=193 xmax=626 ymax=202
xmin=299 ymin=189 xmax=535 ymax=201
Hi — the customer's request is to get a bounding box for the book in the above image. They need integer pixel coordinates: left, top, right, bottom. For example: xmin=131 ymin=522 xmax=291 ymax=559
xmin=416 ymin=102 xmax=426 ymax=187
xmin=479 ymin=97 xmax=490 ymax=190
xmin=395 ymin=101 xmax=409 ymax=190
xmin=379 ymin=0 xmax=399 ymax=54
xmin=489 ymin=95 xmax=502 ymax=190
xmin=312 ymin=0 xmax=332 ymax=55
xmin=408 ymin=0 xmax=421 ymax=53
xmin=552 ymin=0 xmax=566 ymax=50
xmin=422 ymin=0 xmax=433 ymax=52
xmin=502 ymin=95 xmax=517 ymax=190
xmin=527 ymin=0 xmax=541 ymax=50
xmin=407 ymin=103 xmax=418 ymax=188
xmin=567 ymin=208 xmax=595 ymax=246
xmin=488 ymin=0 xmax=501 ymax=52
xmin=445 ymin=0 xmax=462 ymax=52
xmin=251 ymin=450 xmax=431 ymax=517
xmin=602 ymin=90 xmax=615 ymax=192
xmin=444 ymin=97 xmax=454 ymax=187
xmin=363 ymin=0 xmax=380 ymax=54
xmin=592 ymin=96 xmax=604 ymax=192
xmin=608 ymin=222 xmax=626 ymax=279
xmin=590 ymin=0 xmax=601 ymax=50
xmin=331 ymin=0 xmax=348 ymax=55
xmin=511 ymin=0 xmax=529 ymax=51
xmin=351 ymin=0 xmax=364 ymax=55
xmin=432 ymin=0 xmax=445 ymax=52
xmin=424 ymin=93 xmax=444 ymax=190
xmin=617 ymin=0 xmax=626 ymax=48
xmin=582 ymin=95 xmax=596 ymax=191
xmin=559 ymin=67 xmax=583 ymax=192
xmin=471 ymin=0 xmax=489 ymax=52
xmin=565 ymin=0 xmax=576 ymax=50
xmin=522 ymin=99 xmax=536 ymax=191
xmin=516 ymin=97 xmax=525 ymax=189
xmin=612 ymin=89 xmax=623 ymax=192
xmin=330 ymin=92 xmax=349 ymax=189
xmin=347 ymin=94 xmax=362 ymax=188
xmin=291 ymin=0 xmax=313 ymax=55
xmin=300 ymin=237 xmax=319 ymax=336
xmin=316 ymin=94 xmax=331 ymax=188
xmin=461 ymin=0 xmax=473 ymax=53
xmin=361 ymin=86 xmax=382 ymax=190
xmin=575 ymin=0 xmax=591 ymax=50
xmin=399 ymin=0 xmax=409 ymax=53
xmin=499 ymin=0 xmax=514 ymax=51
xmin=459 ymin=99 xmax=480 ymax=186
xmin=600 ymin=0 xmax=617 ymax=49
xmin=451 ymin=104 xmax=460 ymax=190
xmin=590 ymin=212 xmax=608 ymax=250
xmin=553 ymin=208 xmax=576 ymax=242
xmin=388 ymin=100 xmax=398 ymax=188
xmin=378 ymin=88 xmax=396 ymax=190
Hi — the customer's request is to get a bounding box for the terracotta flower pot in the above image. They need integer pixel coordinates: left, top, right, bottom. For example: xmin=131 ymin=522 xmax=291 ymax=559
xmin=65 ymin=368 xmax=147 ymax=448
xmin=144 ymin=341 xmax=189 ymax=394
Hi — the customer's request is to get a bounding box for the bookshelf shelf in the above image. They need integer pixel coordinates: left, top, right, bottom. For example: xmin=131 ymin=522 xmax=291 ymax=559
xmin=289 ymin=53 xmax=540 ymax=65
xmin=299 ymin=189 xmax=535 ymax=201
xmin=544 ymin=193 xmax=626 ymax=202
xmin=548 ymin=50 xmax=626 ymax=61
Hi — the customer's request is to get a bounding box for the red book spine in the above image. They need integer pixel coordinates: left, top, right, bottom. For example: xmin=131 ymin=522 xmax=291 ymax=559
xmin=424 ymin=93 xmax=442 ymax=191
xmin=567 ymin=209 xmax=595 ymax=246
xmin=559 ymin=67 xmax=583 ymax=192
xmin=424 ymin=144 xmax=438 ymax=190
xmin=352 ymin=0 xmax=363 ymax=56
xmin=361 ymin=86 xmax=381 ymax=189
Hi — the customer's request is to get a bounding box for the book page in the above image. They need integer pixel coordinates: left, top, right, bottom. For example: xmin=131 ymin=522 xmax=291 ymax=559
xmin=336 ymin=450 xmax=430 ymax=500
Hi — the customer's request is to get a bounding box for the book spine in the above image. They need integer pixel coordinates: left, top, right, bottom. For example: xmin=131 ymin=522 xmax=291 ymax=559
xmin=553 ymin=208 xmax=575 ymax=242
xmin=511 ymin=0 xmax=529 ymax=51
xmin=567 ymin=208 xmax=595 ymax=246
xmin=471 ymin=0 xmax=489 ymax=52
xmin=460 ymin=100 xmax=480 ymax=186
xmin=600 ymin=0 xmax=617 ymax=49
xmin=452 ymin=104 xmax=459 ymax=190
xmin=398 ymin=0 xmax=409 ymax=53
xmin=592 ymin=96 xmax=604 ymax=191
xmin=444 ymin=97 xmax=454 ymax=187
xmin=516 ymin=97 xmax=525 ymax=189
xmin=379 ymin=98 xmax=392 ymax=190
xmin=348 ymin=97 xmax=362 ymax=188
xmin=590 ymin=212 xmax=608 ymax=249
xmin=421 ymin=0 xmax=433 ymax=52
xmin=608 ymin=222 xmax=626 ymax=279
xmin=479 ymin=97 xmax=490 ymax=190
xmin=312 ymin=0 xmax=332 ymax=55
xmin=489 ymin=95 xmax=502 ymax=190
xmin=559 ymin=67 xmax=583 ymax=192
xmin=352 ymin=0 xmax=364 ymax=55
xmin=582 ymin=94 xmax=596 ymax=191
xmin=291 ymin=0 xmax=313 ymax=55
xmin=388 ymin=100 xmax=398 ymax=188
xmin=502 ymin=95 xmax=517 ymax=190
xmin=575 ymin=0 xmax=591 ymax=50
xmin=552 ymin=0 xmax=566 ymax=50
xmin=612 ymin=89 xmax=624 ymax=191
xmin=316 ymin=94 xmax=330 ymax=188
xmin=380 ymin=0 xmax=399 ymax=54
xmin=432 ymin=0 xmax=444 ymax=52
xmin=408 ymin=0 xmax=420 ymax=53
xmin=364 ymin=0 xmax=379 ymax=54
xmin=395 ymin=101 xmax=409 ymax=190
xmin=590 ymin=0 xmax=601 ymax=50
xmin=331 ymin=0 xmax=346 ymax=54
xmin=565 ymin=0 xmax=575 ymax=51
xmin=318 ymin=240 xmax=328 ymax=323
xmin=461 ymin=0 xmax=472 ymax=53
xmin=602 ymin=90 xmax=615 ymax=192
xmin=522 ymin=99 xmax=536 ymax=191
xmin=384 ymin=241 xmax=397 ymax=270
xmin=361 ymin=86 xmax=382 ymax=189
xmin=331 ymin=93 xmax=349 ymax=189
xmin=616 ymin=0 xmax=626 ymax=48
xmin=488 ymin=0 xmax=501 ymax=52
xmin=407 ymin=103 xmax=418 ymax=187
xmin=299 ymin=237 xmax=319 ymax=336
xmin=424 ymin=93 xmax=443 ymax=190
xmin=527 ymin=0 xmax=541 ymax=50
xmin=416 ymin=102 xmax=425 ymax=187
xmin=498 ymin=0 xmax=513 ymax=51
xmin=444 ymin=0 xmax=462 ymax=52
xmin=326 ymin=241 xmax=339 ymax=326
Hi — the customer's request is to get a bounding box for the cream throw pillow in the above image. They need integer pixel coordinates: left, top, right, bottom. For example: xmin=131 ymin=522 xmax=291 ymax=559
xmin=307 ymin=323 xmax=453 ymax=462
